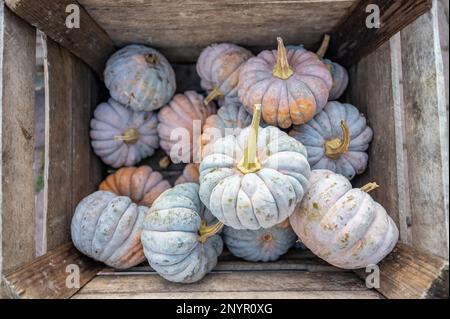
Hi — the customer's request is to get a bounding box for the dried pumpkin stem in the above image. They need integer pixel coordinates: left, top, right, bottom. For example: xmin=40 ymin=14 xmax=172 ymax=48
xmin=324 ymin=120 xmax=350 ymax=160
xmin=361 ymin=182 xmax=379 ymax=193
xmin=114 ymin=128 xmax=140 ymax=144
xmin=272 ymin=37 xmax=294 ymax=80
xmin=316 ymin=34 xmax=331 ymax=58
xmin=198 ymin=221 xmax=224 ymax=243
xmin=237 ymin=104 xmax=262 ymax=174
xmin=204 ymin=86 xmax=223 ymax=105
xmin=145 ymin=54 xmax=157 ymax=65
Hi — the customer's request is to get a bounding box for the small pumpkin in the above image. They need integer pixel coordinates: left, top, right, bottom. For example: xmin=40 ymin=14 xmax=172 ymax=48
xmin=90 ymin=98 xmax=159 ymax=168
xmin=289 ymin=169 xmax=399 ymax=269
xmin=289 ymin=101 xmax=373 ymax=180
xmin=201 ymin=99 xmax=252 ymax=156
xmin=316 ymin=35 xmax=349 ymax=100
xmin=141 ymin=183 xmax=223 ymax=283
xmin=196 ymin=43 xmax=253 ymax=104
xmin=71 ymin=191 xmax=147 ymax=269
xmin=157 ymin=91 xmax=216 ymax=163
xmin=238 ymin=37 xmax=332 ymax=128
xmin=99 ymin=166 xmax=171 ymax=206
xmin=175 ymin=163 xmax=200 ymax=185
xmin=223 ymin=224 xmax=297 ymax=262
xmin=104 ymin=45 xmax=176 ymax=111
xmin=199 ymin=104 xmax=311 ymax=230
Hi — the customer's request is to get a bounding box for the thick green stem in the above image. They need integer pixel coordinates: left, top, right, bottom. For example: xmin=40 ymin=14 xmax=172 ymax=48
xmin=114 ymin=128 xmax=140 ymax=144
xmin=198 ymin=221 xmax=224 ymax=243
xmin=324 ymin=121 xmax=350 ymax=160
xmin=204 ymin=86 xmax=223 ymax=105
xmin=272 ymin=37 xmax=294 ymax=80
xmin=237 ymin=104 xmax=262 ymax=174
xmin=316 ymin=34 xmax=331 ymax=58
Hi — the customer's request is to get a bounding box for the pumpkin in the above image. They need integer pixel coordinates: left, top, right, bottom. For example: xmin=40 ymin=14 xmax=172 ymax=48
xmin=238 ymin=37 xmax=332 ymax=128
xmin=289 ymin=101 xmax=373 ymax=180
xmin=316 ymin=35 xmax=349 ymax=100
xmin=141 ymin=183 xmax=223 ymax=283
xmin=99 ymin=166 xmax=171 ymax=206
xmin=200 ymin=99 xmax=252 ymax=156
xmin=199 ymin=104 xmax=311 ymax=230
xmin=90 ymin=98 xmax=159 ymax=168
xmin=71 ymin=191 xmax=147 ymax=269
xmin=104 ymin=45 xmax=176 ymax=111
xmin=157 ymin=91 xmax=216 ymax=163
xmin=175 ymin=163 xmax=200 ymax=185
xmin=289 ymin=169 xmax=399 ymax=269
xmin=223 ymin=224 xmax=297 ymax=262
xmin=196 ymin=43 xmax=253 ymax=104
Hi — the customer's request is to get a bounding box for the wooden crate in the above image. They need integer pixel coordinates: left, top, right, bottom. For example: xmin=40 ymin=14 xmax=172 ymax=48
xmin=0 ymin=0 xmax=448 ymax=299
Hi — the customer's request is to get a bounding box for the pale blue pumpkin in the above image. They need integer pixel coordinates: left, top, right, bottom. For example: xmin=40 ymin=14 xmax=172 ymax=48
xmin=223 ymin=224 xmax=297 ymax=262
xmin=289 ymin=101 xmax=373 ymax=180
xmin=104 ymin=45 xmax=176 ymax=111
xmin=141 ymin=183 xmax=223 ymax=283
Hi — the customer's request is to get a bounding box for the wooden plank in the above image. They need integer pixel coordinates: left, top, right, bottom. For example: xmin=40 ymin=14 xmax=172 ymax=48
xmin=2 ymin=243 xmax=103 ymax=299
xmin=73 ymin=290 xmax=383 ymax=299
xmin=0 ymin=5 xmax=36 ymax=275
xmin=5 ymin=0 xmax=115 ymax=76
xmin=78 ymin=0 xmax=357 ymax=63
xmin=400 ymin=0 xmax=449 ymax=258
xmin=355 ymin=243 xmax=449 ymax=299
xmin=329 ymin=0 xmax=432 ymax=67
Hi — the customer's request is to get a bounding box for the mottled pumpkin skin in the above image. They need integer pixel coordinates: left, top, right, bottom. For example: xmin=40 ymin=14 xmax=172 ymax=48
xmin=197 ymin=43 xmax=253 ymax=101
xmin=175 ymin=163 xmax=200 ymax=185
xmin=157 ymin=91 xmax=216 ymax=162
xmin=223 ymin=224 xmax=297 ymax=262
xmin=289 ymin=102 xmax=373 ymax=180
xmin=238 ymin=47 xmax=332 ymax=128
xmin=104 ymin=45 xmax=176 ymax=111
xmin=289 ymin=170 xmax=399 ymax=269
xmin=71 ymin=191 xmax=147 ymax=269
xmin=99 ymin=166 xmax=171 ymax=206
xmin=141 ymin=183 xmax=223 ymax=283
xmin=323 ymin=59 xmax=348 ymax=100
xmin=201 ymin=99 xmax=252 ymax=156
xmin=90 ymin=98 xmax=159 ymax=168
xmin=199 ymin=126 xmax=311 ymax=230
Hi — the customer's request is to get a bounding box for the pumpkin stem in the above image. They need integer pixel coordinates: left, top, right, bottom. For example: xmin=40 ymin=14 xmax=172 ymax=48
xmin=272 ymin=37 xmax=294 ymax=80
xmin=145 ymin=54 xmax=157 ymax=65
xmin=324 ymin=121 xmax=350 ymax=160
xmin=316 ymin=34 xmax=331 ymax=58
xmin=262 ymin=233 xmax=274 ymax=242
xmin=204 ymin=86 xmax=223 ymax=105
xmin=237 ymin=104 xmax=262 ymax=174
xmin=114 ymin=128 xmax=140 ymax=144
xmin=198 ymin=220 xmax=224 ymax=243
xmin=361 ymin=182 xmax=379 ymax=193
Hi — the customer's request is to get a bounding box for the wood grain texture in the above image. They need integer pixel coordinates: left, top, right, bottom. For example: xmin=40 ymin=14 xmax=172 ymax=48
xmin=4 ymin=0 xmax=115 ymax=76
xmin=78 ymin=0 xmax=357 ymax=63
xmin=329 ymin=0 xmax=432 ymax=67
xmin=0 ymin=5 xmax=36 ymax=275
xmin=399 ymin=1 xmax=449 ymax=258
xmin=2 ymin=243 xmax=103 ymax=299
xmin=355 ymin=243 xmax=449 ymax=299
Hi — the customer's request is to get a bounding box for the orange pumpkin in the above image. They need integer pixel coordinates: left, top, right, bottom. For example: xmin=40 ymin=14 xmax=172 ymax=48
xmin=99 ymin=166 xmax=171 ymax=207
xmin=174 ymin=163 xmax=200 ymax=185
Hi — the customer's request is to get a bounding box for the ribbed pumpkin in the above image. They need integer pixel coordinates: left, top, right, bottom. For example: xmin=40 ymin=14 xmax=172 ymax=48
xmin=157 ymin=91 xmax=216 ymax=163
xmin=199 ymin=104 xmax=311 ymax=230
xmin=289 ymin=169 xmax=399 ymax=269
xmin=223 ymin=224 xmax=297 ymax=262
xmin=316 ymin=35 xmax=348 ymax=100
xmin=141 ymin=183 xmax=223 ymax=283
xmin=71 ymin=191 xmax=147 ymax=269
xmin=238 ymin=37 xmax=332 ymax=128
xmin=201 ymin=99 xmax=252 ymax=156
xmin=289 ymin=101 xmax=373 ymax=180
xmin=104 ymin=45 xmax=176 ymax=111
xmin=197 ymin=43 xmax=253 ymax=104
xmin=175 ymin=163 xmax=200 ymax=185
xmin=99 ymin=166 xmax=171 ymax=206
xmin=90 ymin=98 xmax=159 ymax=168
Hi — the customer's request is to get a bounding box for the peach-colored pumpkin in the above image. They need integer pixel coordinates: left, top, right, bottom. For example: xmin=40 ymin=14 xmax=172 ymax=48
xmin=175 ymin=163 xmax=200 ymax=185
xmin=99 ymin=166 xmax=171 ymax=207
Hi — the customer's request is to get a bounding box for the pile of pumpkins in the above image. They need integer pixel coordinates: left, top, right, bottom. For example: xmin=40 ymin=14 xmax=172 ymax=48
xmin=72 ymin=35 xmax=399 ymax=283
